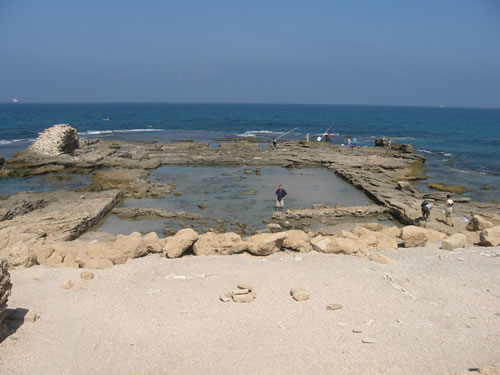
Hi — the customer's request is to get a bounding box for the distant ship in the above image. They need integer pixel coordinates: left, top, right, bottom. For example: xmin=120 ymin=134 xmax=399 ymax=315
xmin=11 ymin=98 xmax=19 ymax=103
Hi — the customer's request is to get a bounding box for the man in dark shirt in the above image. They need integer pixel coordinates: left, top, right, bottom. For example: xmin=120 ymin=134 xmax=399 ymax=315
xmin=275 ymin=184 xmax=287 ymax=212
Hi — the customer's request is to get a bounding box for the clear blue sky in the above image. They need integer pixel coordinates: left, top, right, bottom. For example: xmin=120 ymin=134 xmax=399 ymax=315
xmin=1 ymin=0 xmax=499 ymax=107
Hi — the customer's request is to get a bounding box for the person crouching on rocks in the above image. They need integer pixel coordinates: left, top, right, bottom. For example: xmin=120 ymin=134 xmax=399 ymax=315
xmin=275 ymin=184 xmax=287 ymax=212
xmin=445 ymin=194 xmax=454 ymax=227
xmin=421 ymin=200 xmax=432 ymax=222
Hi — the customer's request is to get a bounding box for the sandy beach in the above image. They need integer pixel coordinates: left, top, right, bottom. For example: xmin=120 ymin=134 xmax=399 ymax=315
xmin=1 ymin=246 xmax=499 ymax=375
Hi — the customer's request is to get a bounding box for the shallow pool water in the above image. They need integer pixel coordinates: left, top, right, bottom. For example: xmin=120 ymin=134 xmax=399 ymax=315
xmin=0 ymin=173 xmax=91 ymax=197
xmin=97 ymin=165 xmax=374 ymax=236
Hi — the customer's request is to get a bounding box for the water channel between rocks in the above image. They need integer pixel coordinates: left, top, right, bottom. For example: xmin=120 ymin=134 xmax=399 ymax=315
xmin=96 ymin=165 xmax=375 ymax=236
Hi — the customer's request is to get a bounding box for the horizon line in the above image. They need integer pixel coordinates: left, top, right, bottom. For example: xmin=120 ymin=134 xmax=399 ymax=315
xmin=1 ymin=101 xmax=499 ymax=111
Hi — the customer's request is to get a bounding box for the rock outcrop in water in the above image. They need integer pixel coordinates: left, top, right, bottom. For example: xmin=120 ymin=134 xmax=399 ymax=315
xmin=0 ymin=256 xmax=12 ymax=340
xmin=28 ymin=124 xmax=80 ymax=156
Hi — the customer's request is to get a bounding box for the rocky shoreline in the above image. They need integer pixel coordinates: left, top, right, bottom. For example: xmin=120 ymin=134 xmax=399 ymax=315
xmin=0 ymin=124 xmax=499 ymax=271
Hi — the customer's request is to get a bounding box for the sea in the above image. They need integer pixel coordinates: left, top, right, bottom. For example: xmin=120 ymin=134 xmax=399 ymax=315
xmin=1 ymin=103 xmax=499 ymax=202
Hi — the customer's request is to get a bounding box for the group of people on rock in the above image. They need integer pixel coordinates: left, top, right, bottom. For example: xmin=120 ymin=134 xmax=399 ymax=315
xmin=421 ymin=194 xmax=455 ymax=226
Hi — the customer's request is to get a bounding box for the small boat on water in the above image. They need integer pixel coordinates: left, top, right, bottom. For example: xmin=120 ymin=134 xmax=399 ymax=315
xmin=11 ymin=98 xmax=19 ymax=103
xmin=103 ymin=117 xmax=110 ymax=121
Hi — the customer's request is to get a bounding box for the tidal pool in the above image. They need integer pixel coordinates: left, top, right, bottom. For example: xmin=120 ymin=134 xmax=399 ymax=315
xmin=0 ymin=173 xmax=91 ymax=197
xmin=97 ymin=165 xmax=374 ymax=236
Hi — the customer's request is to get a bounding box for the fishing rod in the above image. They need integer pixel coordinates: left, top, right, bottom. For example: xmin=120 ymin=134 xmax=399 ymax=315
xmin=275 ymin=127 xmax=299 ymax=140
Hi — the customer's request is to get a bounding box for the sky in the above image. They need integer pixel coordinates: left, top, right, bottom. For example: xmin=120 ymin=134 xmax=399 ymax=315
xmin=1 ymin=0 xmax=499 ymax=107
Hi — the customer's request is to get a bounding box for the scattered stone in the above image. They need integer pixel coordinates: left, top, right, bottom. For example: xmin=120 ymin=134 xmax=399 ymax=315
xmin=290 ymin=288 xmax=309 ymax=302
xmin=143 ymin=232 xmax=162 ymax=253
xmin=219 ymin=294 xmax=232 ymax=302
xmin=479 ymin=226 xmax=500 ymax=247
xmin=247 ymin=232 xmax=288 ymax=256
xmin=400 ymin=226 xmax=427 ymax=247
xmin=163 ymin=228 xmax=199 ymax=258
xmin=243 ymin=168 xmax=252 ymax=175
xmin=233 ymin=292 xmax=256 ymax=303
xmin=232 ymin=288 xmax=250 ymax=295
xmin=193 ymin=232 xmax=247 ymax=256
xmin=326 ymin=303 xmax=343 ymax=311
xmin=466 ymin=215 xmax=493 ymax=232
xmin=112 ymin=232 xmax=147 ymax=259
xmin=173 ymin=192 xmax=183 ymax=197
xmin=352 ymin=329 xmax=362 ymax=333
xmin=282 ymin=230 xmax=312 ymax=252
xmin=237 ymin=283 xmax=253 ymax=291
xmin=380 ymin=226 xmax=401 ymax=238
xmin=223 ymin=284 xmax=257 ymax=303
xmin=197 ymin=203 xmax=208 ymax=209
xmin=441 ymin=233 xmax=468 ymax=251
xmin=60 ymin=280 xmax=74 ymax=289
xmin=80 ymin=271 xmax=94 ymax=280
xmin=375 ymin=236 xmax=398 ymax=250
xmin=266 ymin=223 xmax=282 ymax=233
xmin=361 ymin=337 xmax=377 ymax=344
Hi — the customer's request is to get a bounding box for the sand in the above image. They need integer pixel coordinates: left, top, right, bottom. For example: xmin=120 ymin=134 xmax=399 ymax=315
xmin=0 ymin=246 xmax=499 ymax=375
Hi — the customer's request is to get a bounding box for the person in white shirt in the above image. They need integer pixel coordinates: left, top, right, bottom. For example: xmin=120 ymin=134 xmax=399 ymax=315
xmin=445 ymin=194 xmax=454 ymax=227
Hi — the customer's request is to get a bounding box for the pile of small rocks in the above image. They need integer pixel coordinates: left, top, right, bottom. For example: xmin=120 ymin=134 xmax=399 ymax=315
xmin=220 ymin=283 xmax=256 ymax=303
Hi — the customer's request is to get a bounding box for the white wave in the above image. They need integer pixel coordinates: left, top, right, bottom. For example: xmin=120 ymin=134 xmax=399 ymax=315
xmin=0 ymin=138 xmax=35 ymax=145
xmin=80 ymin=128 xmax=165 ymax=136
xmin=417 ymin=149 xmax=433 ymax=154
xmin=443 ymin=153 xmax=453 ymax=157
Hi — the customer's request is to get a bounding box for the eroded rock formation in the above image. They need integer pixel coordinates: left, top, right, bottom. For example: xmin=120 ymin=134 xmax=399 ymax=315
xmin=28 ymin=124 xmax=80 ymax=155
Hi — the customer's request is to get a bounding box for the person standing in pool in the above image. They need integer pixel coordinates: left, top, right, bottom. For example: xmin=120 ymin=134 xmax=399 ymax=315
xmin=275 ymin=184 xmax=287 ymax=212
xmin=445 ymin=194 xmax=454 ymax=227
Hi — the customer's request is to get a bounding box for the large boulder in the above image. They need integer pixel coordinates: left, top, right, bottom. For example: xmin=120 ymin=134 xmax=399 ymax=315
xmin=380 ymin=226 xmax=401 ymax=238
xmin=311 ymin=235 xmax=358 ymax=255
xmin=400 ymin=226 xmax=428 ymax=248
xmin=441 ymin=233 xmax=468 ymax=251
xmin=282 ymin=230 xmax=312 ymax=252
xmin=163 ymin=228 xmax=199 ymax=258
xmin=143 ymin=232 xmax=162 ymax=253
xmin=466 ymin=215 xmax=493 ymax=232
xmin=246 ymin=232 xmax=288 ymax=256
xmin=376 ymin=235 xmax=399 ymax=250
xmin=426 ymin=229 xmax=447 ymax=242
xmin=479 ymin=226 xmax=500 ymax=247
xmin=193 ymin=232 xmax=247 ymax=256
xmin=112 ymin=232 xmax=147 ymax=259
xmin=0 ymin=257 xmax=12 ymax=340
xmin=28 ymin=124 xmax=80 ymax=155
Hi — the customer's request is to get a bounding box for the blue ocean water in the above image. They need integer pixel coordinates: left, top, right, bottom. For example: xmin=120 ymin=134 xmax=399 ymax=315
xmin=1 ymin=103 xmax=499 ymax=201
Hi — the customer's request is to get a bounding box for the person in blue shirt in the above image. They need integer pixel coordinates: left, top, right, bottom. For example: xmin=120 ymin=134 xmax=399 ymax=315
xmin=275 ymin=184 xmax=287 ymax=212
